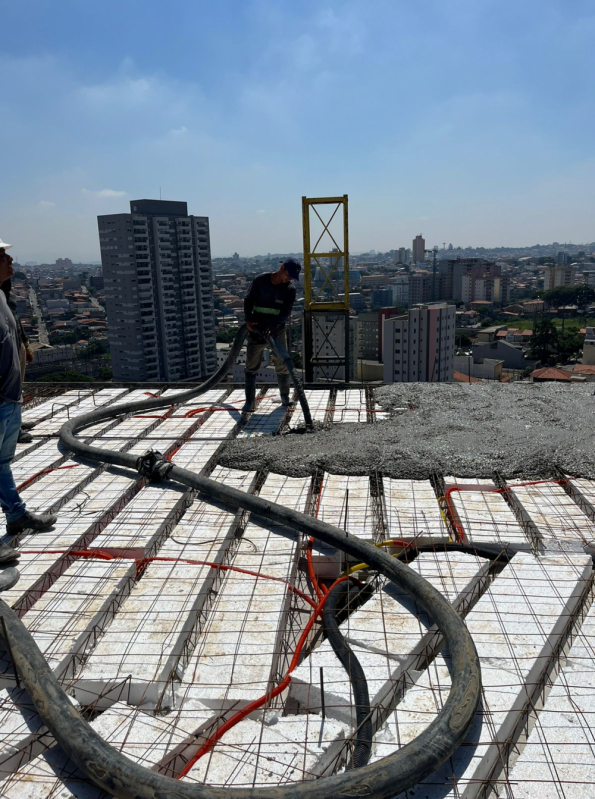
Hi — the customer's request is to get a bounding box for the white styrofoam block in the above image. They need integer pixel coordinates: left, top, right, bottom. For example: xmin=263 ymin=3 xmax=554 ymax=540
xmin=333 ymin=389 xmax=368 ymax=424
xmin=177 ymin=498 xmax=301 ymax=709
xmin=448 ymin=484 xmax=529 ymax=545
xmin=19 ymin=462 xmax=96 ymax=513
xmin=509 ymin=482 xmax=595 ymax=546
xmin=90 ymin=483 xmax=187 ymax=550
xmin=498 ymin=604 xmax=595 ymax=798
xmin=0 ymin=700 xmax=213 ymax=798
xmin=20 ymin=559 xmax=134 ymax=678
xmin=290 ymin=552 xmax=489 ymax=724
xmin=383 ymin=478 xmax=447 ymax=539
xmin=182 ymin=712 xmax=349 ymax=786
xmin=371 ymin=552 xmax=592 ymax=798
xmin=170 ymin=440 xmax=222 ymax=471
xmin=30 ymin=389 xmax=128 ymax=436
xmin=318 ymin=474 xmax=376 ymax=541
xmin=74 ymin=559 xmax=220 ymax=708
xmin=10 ymin=441 xmax=64 ymax=482
xmin=289 ymin=389 xmax=330 ymax=428
xmin=21 ymin=390 xmax=93 ymax=425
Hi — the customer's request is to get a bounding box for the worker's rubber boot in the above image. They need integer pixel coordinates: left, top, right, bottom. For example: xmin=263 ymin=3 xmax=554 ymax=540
xmin=17 ymin=429 xmax=33 ymax=444
xmin=242 ymin=373 xmax=257 ymax=413
xmin=278 ymin=374 xmax=292 ymax=406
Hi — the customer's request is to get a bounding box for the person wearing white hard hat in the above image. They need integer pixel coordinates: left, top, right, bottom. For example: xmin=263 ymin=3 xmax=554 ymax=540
xmin=0 ymin=244 xmax=57 ymax=536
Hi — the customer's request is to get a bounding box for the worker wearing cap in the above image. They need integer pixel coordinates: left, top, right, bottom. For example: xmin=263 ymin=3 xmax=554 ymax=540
xmin=0 ymin=239 xmax=57 ymax=536
xmin=242 ymin=258 xmax=301 ymax=412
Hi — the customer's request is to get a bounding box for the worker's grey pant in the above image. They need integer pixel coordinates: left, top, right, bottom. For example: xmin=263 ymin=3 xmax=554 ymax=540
xmin=245 ymin=329 xmax=289 ymax=376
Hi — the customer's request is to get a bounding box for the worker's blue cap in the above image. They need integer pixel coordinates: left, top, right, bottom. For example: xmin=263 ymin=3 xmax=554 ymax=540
xmin=280 ymin=258 xmax=301 ymax=280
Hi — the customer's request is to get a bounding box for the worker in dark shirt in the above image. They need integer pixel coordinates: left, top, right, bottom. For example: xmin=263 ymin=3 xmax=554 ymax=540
xmin=0 ymin=244 xmax=57 ymax=536
xmin=242 ymin=258 xmax=301 ymax=412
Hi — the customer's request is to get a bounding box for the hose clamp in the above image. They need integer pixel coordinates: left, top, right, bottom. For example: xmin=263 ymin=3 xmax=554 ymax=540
xmin=135 ymin=450 xmax=174 ymax=482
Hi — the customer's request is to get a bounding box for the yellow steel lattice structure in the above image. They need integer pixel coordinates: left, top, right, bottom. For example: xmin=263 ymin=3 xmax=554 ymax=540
xmin=302 ymin=195 xmax=351 ymax=383
xmin=302 ymin=195 xmax=349 ymax=311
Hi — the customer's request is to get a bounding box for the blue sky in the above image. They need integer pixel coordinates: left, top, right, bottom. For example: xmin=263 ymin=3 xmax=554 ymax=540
xmin=1 ymin=0 xmax=594 ymax=262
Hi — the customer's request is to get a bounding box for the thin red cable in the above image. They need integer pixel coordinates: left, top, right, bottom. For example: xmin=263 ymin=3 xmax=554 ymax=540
xmin=177 ymin=575 xmax=352 ymax=778
xmin=17 ymin=550 xmax=317 ymax=609
xmin=17 ymin=464 xmax=79 ymax=493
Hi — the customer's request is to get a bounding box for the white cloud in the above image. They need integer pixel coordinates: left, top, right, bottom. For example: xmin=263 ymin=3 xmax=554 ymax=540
xmin=82 ymin=188 xmax=127 ymax=198
xmin=169 ymin=125 xmax=189 ymax=135
xmin=38 ymin=200 xmax=56 ymax=208
xmin=256 ymin=209 xmax=266 ymax=214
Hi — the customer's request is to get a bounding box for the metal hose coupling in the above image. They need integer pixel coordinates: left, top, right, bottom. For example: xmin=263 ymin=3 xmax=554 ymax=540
xmin=134 ymin=450 xmax=174 ymax=482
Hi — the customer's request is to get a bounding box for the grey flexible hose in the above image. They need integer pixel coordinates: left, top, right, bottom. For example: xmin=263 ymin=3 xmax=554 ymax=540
xmin=323 ymin=579 xmax=372 ymax=770
xmin=0 ymin=325 xmax=482 ymax=799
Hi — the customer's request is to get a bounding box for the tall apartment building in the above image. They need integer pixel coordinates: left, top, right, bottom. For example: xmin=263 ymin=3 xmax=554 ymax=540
xmin=357 ymin=312 xmax=379 ymax=360
xmin=439 ymin=258 xmax=510 ymax=305
xmin=382 ymin=302 xmax=455 ymax=383
xmin=99 ymin=199 xmax=216 ymax=382
xmin=543 ymin=265 xmax=578 ymax=291
xmin=412 ymin=234 xmax=426 ymax=264
xmin=409 ymin=270 xmax=432 ymax=305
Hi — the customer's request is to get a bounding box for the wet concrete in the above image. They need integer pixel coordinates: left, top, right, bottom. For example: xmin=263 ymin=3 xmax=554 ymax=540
xmin=217 ymin=383 xmax=595 ymax=480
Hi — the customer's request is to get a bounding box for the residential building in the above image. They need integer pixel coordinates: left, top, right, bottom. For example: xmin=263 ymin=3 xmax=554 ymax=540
xmin=412 ymin=234 xmax=425 ymax=264
xmin=382 ymin=302 xmax=455 ymax=383
xmin=371 ymin=287 xmax=394 ymax=307
xmin=556 ymin=252 xmax=570 ymax=265
xmin=453 ymin=355 xmax=504 ymax=381
xmin=472 ymin=340 xmax=536 ymax=371
xmin=357 ymin=312 xmax=379 ymax=360
xmin=409 ymin=270 xmax=432 ymax=305
xmin=389 ymin=274 xmax=410 ymax=306
xmin=99 ymin=199 xmax=216 ymax=382
xmin=396 ymin=247 xmax=409 ymax=264
xmin=377 ymin=306 xmax=399 ymax=361
xmin=584 ymin=271 xmax=595 ymax=288
xmin=583 ymin=326 xmax=595 ymax=365
xmin=544 ymin=265 xmax=578 ymax=291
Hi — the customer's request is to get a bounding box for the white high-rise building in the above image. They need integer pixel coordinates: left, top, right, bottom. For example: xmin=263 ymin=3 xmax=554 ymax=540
xmin=99 ymin=199 xmax=217 ymax=382
xmin=382 ymin=303 xmax=455 ymax=383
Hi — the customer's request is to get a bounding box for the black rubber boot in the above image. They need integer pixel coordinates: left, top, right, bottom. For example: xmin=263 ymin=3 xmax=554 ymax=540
xmin=242 ymin=373 xmax=257 ymax=413
xmin=277 ymin=374 xmax=292 ymax=406
xmin=18 ymin=429 xmax=33 ymax=444
xmin=6 ymin=511 xmax=58 ymax=536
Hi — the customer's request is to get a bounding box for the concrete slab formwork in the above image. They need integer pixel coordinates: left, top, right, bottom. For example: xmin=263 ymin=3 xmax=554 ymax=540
xmin=175 ymin=474 xmax=310 ymax=712
xmin=508 ymin=482 xmax=595 ymax=548
xmin=445 ymin=477 xmax=529 ymax=546
xmin=182 ymin=713 xmax=349 ymax=787
xmin=499 ymin=600 xmax=595 ymax=798
xmin=0 ymin=700 xmax=213 ymax=797
xmin=383 ymin=478 xmax=447 ymax=540
xmin=289 ymin=389 xmax=331 ymax=428
xmin=371 ymin=552 xmax=592 ymax=798
xmin=289 ymin=552 xmax=490 ymax=728
xmin=30 ymin=388 xmax=129 ymax=436
xmin=333 ymin=389 xmax=369 ymax=424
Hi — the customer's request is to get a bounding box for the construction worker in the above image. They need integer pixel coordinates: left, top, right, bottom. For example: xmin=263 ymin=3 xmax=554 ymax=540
xmin=242 ymin=258 xmax=301 ymax=412
xmin=0 ymin=241 xmax=57 ymax=536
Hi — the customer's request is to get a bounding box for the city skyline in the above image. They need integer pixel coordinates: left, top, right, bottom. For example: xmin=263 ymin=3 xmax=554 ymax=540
xmin=1 ymin=0 xmax=594 ymax=262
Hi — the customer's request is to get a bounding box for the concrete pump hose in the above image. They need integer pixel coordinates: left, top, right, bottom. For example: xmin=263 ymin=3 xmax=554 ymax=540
xmin=0 ymin=325 xmax=481 ymax=799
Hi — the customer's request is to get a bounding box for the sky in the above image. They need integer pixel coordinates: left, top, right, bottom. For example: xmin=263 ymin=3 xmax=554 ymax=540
xmin=1 ymin=0 xmax=594 ymax=262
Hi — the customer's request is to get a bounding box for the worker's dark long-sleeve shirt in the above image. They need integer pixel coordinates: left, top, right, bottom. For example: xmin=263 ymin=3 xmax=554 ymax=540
xmin=243 ymin=273 xmax=296 ymax=331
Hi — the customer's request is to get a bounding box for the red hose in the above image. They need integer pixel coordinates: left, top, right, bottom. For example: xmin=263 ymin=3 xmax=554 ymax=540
xmin=176 ymin=575 xmax=352 ymax=779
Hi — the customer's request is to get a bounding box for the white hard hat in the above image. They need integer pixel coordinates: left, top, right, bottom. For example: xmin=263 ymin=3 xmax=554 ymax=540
xmin=0 ymin=238 xmax=12 ymax=249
